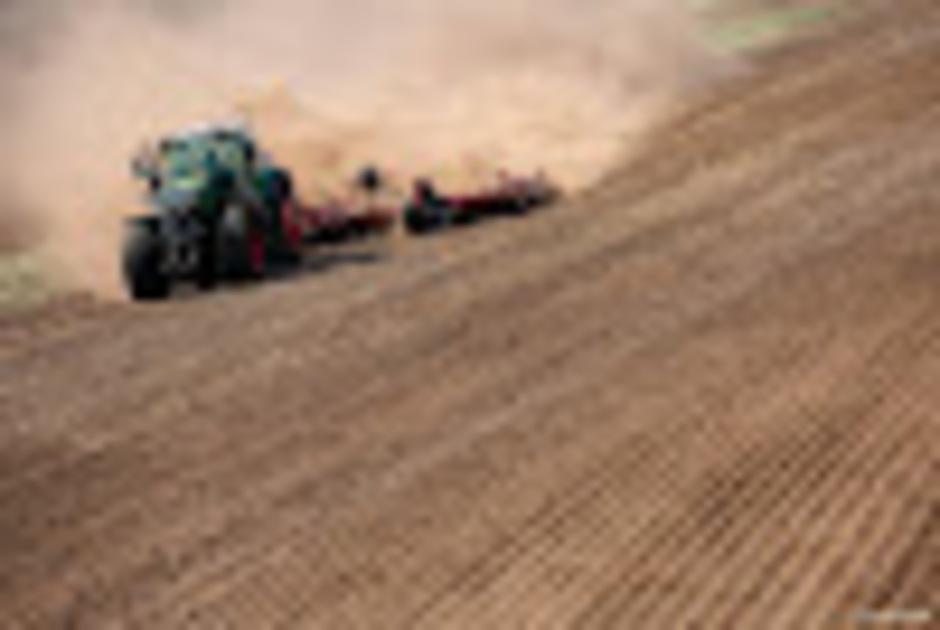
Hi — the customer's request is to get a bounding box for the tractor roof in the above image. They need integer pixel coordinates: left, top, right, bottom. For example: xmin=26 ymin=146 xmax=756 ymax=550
xmin=159 ymin=123 xmax=256 ymax=152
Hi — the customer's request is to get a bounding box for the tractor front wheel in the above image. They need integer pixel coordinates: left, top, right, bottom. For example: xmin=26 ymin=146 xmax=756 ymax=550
xmin=122 ymin=221 xmax=170 ymax=301
xmin=195 ymin=228 xmax=218 ymax=291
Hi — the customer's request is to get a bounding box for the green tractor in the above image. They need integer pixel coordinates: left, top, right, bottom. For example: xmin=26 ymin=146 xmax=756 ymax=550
xmin=123 ymin=125 xmax=303 ymax=300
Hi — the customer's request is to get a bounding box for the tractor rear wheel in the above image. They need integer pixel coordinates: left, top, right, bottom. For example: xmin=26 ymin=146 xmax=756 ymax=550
xmin=219 ymin=205 xmax=266 ymax=280
xmin=122 ymin=221 xmax=170 ymax=300
xmin=272 ymin=200 xmax=304 ymax=265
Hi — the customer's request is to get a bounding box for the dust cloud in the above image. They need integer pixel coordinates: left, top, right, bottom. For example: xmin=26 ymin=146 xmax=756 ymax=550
xmin=0 ymin=0 xmax=726 ymax=296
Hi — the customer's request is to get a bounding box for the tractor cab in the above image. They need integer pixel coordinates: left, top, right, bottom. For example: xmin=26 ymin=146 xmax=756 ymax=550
xmin=133 ymin=126 xmax=264 ymax=219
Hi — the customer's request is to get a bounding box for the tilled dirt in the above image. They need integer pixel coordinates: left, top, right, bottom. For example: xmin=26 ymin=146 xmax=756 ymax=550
xmin=0 ymin=2 xmax=938 ymax=628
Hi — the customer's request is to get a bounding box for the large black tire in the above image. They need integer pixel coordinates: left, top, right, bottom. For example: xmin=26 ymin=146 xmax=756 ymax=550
xmin=195 ymin=229 xmax=218 ymax=291
xmin=254 ymin=169 xmax=301 ymax=266
xmin=122 ymin=221 xmax=170 ymax=301
xmin=218 ymin=205 xmax=265 ymax=280
xmin=271 ymin=201 xmax=304 ymax=266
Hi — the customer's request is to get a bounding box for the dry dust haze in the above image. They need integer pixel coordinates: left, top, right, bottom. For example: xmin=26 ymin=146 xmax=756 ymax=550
xmin=0 ymin=0 xmax=729 ymax=296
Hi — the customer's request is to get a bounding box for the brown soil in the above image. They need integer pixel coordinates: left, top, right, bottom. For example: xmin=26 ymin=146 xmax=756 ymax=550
xmin=0 ymin=2 xmax=937 ymax=627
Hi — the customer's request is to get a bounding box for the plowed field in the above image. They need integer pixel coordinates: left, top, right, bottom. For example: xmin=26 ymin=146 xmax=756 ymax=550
xmin=0 ymin=2 xmax=936 ymax=628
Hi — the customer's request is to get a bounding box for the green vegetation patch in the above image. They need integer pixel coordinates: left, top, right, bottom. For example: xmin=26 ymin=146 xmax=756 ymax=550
xmin=0 ymin=254 xmax=56 ymax=311
xmin=712 ymin=6 xmax=836 ymax=49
